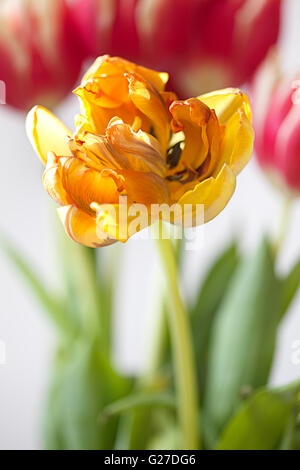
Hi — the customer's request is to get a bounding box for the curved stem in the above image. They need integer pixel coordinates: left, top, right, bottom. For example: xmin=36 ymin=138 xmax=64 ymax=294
xmin=156 ymin=228 xmax=200 ymax=450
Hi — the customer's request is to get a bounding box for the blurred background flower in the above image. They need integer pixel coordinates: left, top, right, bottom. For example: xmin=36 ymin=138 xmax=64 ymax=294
xmin=0 ymin=0 xmax=85 ymax=110
xmin=67 ymin=0 xmax=282 ymax=97
xmin=253 ymin=50 xmax=300 ymax=195
xmin=134 ymin=0 xmax=282 ymax=96
xmin=1 ymin=0 xmax=282 ymax=111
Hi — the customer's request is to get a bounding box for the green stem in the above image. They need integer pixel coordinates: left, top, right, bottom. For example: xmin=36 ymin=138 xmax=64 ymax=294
xmin=146 ymin=237 xmax=184 ymax=377
xmin=156 ymin=227 xmax=200 ymax=450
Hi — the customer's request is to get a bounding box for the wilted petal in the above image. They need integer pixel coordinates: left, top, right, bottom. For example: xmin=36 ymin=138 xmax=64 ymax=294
xmin=127 ymin=72 xmax=171 ymax=153
xmin=58 ymin=205 xmax=113 ymax=248
xmin=43 ymin=152 xmax=74 ymax=205
xmin=170 ymin=98 xmax=221 ymax=171
xmin=119 ymin=169 xmax=170 ymax=206
xmin=106 ymin=117 xmax=166 ymax=176
xmin=60 ymin=158 xmax=124 ymax=214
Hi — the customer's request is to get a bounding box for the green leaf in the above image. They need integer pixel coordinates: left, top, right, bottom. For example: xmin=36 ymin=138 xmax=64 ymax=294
xmin=217 ymin=379 xmax=300 ymax=450
xmin=280 ymin=258 xmax=300 ymax=319
xmin=100 ymin=392 xmax=175 ymax=422
xmin=204 ymin=238 xmax=281 ymax=444
xmin=52 ymin=219 xmax=101 ymax=336
xmin=0 ymin=234 xmax=72 ymax=333
xmin=52 ymin=211 xmax=119 ymax=349
xmin=216 ymin=389 xmax=291 ymax=450
xmin=190 ymin=241 xmax=240 ymax=396
xmin=44 ymin=339 xmax=131 ymax=450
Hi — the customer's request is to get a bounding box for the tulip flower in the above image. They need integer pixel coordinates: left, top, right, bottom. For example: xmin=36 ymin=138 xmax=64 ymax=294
xmin=26 ymin=55 xmax=254 ymax=247
xmin=0 ymin=0 xmax=84 ymax=110
xmin=68 ymin=1 xmax=282 ymax=97
xmin=253 ymin=51 xmax=300 ymax=194
xmin=136 ymin=0 xmax=282 ymax=97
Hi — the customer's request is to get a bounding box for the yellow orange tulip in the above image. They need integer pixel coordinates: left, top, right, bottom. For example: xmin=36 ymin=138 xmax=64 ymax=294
xmin=26 ymin=56 xmax=254 ymax=247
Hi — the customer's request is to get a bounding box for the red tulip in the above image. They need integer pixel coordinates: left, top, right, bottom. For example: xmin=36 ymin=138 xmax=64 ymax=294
xmin=67 ymin=0 xmax=115 ymax=57
xmin=135 ymin=0 xmax=282 ymax=97
xmin=68 ymin=1 xmax=281 ymax=98
xmin=253 ymin=51 xmax=300 ymax=194
xmin=0 ymin=0 xmax=84 ymax=111
xmin=69 ymin=0 xmax=139 ymax=61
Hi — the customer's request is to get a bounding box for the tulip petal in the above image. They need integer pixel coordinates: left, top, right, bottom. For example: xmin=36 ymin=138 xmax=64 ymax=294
xmin=177 ymin=164 xmax=236 ymax=225
xmin=170 ymin=99 xmax=211 ymax=170
xmin=43 ymin=152 xmax=74 ymax=206
xmin=119 ymin=170 xmax=170 ymax=206
xmin=127 ymin=72 xmax=170 ymax=153
xmin=251 ymin=49 xmax=280 ymax=161
xmin=215 ymin=109 xmax=254 ymax=176
xmin=59 ymin=156 xmax=169 ymax=216
xmin=93 ymin=202 xmax=151 ymax=244
xmin=199 ymin=88 xmax=252 ymax=124
xmin=274 ymin=104 xmax=300 ymax=191
xmin=60 ymin=158 xmax=123 ymax=215
xmin=81 ymin=55 xmax=169 ymax=93
xmin=74 ymin=55 xmax=169 ymax=136
xmin=58 ymin=205 xmax=113 ymax=248
xmin=26 ymin=106 xmax=71 ymax=164
xmin=106 ymin=117 xmax=166 ymax=176
xmin=170 ymin=98 xmax=223 ymax=172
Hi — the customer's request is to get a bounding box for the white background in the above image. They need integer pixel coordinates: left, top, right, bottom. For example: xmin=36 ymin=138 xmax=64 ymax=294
xmin=1 ymin=0 xmax=300 ymax=450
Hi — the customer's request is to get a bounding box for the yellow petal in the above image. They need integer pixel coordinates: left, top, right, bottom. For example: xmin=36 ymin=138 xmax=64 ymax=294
xmin=81 ymin=55 xmax=168 ymax=93
xmin=170 ymin=98 xmax=221 ymax=171
xmin=60 ymin=158 xmax=123 ymax=215
xmin=26 ymin=106 xmax=71 ymax=164
xmin=216 ymin=109 xmax=254 ymax=177
xmin=106 ymin=117 xmax=166 ymax=176
xmin=93 ymin=202 xmax=151 ymax=244
xmin=199 ymin=88 xmax=252 ymax=124
xmin=74 ymin=55 xmax=169 ymax=136
xmin=58 ymin=205 xmax=113 ymax=248
xmin=177 ymin=164 xmax=236 ymax=225
xmin=127 ymin=72 xmax=170 ymax=154
xmin=43 ymin=152 xmax=74 ymax=206
xmin=120 ymin=170 xmax=170 ymax=206
xmin=59 ymin=155 xmax=169 ymax=215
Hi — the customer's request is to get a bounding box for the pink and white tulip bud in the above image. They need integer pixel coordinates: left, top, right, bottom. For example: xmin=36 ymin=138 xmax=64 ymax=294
xmin=253 ymin=51 xmax=300 ymax=194
xmin=136 ymin=0 xmax=282 ymax=97
xmin=0 ymin=0 xmax=84 ymax=111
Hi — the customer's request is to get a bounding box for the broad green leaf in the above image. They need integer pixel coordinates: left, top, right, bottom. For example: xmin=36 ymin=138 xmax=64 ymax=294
xmin=43 ymin=345 xmax=71 ymax=450
xmin=190 ymin=242 xmax=240 ymax=396
xmin=217 ymin=389 xmax=291 ymax=450
xmin=204 ymin=238 xmax=281 ymax=444
xmin=0 ymin=234 xmax=72 ymax=333
xmin=52 ymin=210 xmax=119 ymax=350
xmin=217 ymin=379 xmax=300 ymax=450
xmin=44 ymin=339 xmax=131 ymax=450
xmin=280 ymin=258 xmax=300 ymax=319
xmin=52 ymin=218 xmax=101 ymax=336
